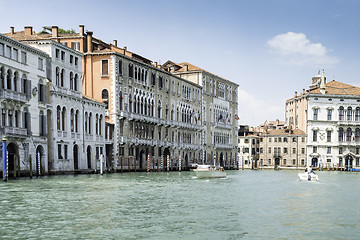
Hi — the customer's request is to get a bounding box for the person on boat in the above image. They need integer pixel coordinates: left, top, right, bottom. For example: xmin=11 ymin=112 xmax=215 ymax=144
xmin=307 ymin=166 xmax=313 ymax=180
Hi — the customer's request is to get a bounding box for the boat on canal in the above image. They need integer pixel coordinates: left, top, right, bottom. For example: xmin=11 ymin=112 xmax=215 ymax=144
xmin=298 ymin=172 xmax=319 ymax=181
xmin=192 ymin=164 xmax=227 ymax=178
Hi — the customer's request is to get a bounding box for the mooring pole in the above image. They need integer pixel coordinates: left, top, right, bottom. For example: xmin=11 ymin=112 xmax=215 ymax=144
xmin=152 ymin=158 xmax=155 ymax=172
xmin=157 ymin=159 xmax=159 ymax=172
xmin=121 ymin=157 xmax=123 ymax=172
xmin=167 ymin=155 xmax=170 ymax=172
xmin=29 ymin=154 xmax=33 ymax=179
xmin=2 ymin=136 xmax=7 ymax=181
xmin=179 ymin=154 xmax=181 ymax=172
xmin=100 ymin=154 xmax=103 ymax=175
xmin=147 ymin=154 xmax=150 ymax=172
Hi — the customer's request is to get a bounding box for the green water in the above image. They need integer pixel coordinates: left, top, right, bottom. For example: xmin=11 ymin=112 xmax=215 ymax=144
xmin=0 ymin=170 xmax=359 ymax=239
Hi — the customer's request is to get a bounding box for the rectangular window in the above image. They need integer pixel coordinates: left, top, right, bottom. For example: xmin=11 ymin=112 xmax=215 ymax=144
xmin=274 ymin=138 xmax=278 ymax=142
xmin=284 ymin=148 xmax=288 ymax=154
xmin=269 ymin=138 xmax=272 ymax=142
xmin=313 ymin=146 xmax=317 ymax=153
xmin=61 ymin=51 xmax=65 ymax=61
xmin=56 ymin=49 xmax=59 ymax=58
xmin=64 ymin=145 xmax=68 ymax=159
xmin=301 ymin=148 xmax=305 ymax=154
xmin=327 ymin=131 xmax=331 ymax=142
xmin=356 ymin=148 xmax=359 ymax=155
xmin=313 ymin=109 xmax=318 ymax=120
xmin=58 ymin=144 xmax=62 ymax=159
xmin=301 ymin=159 xmax=305 ymax=166
xmin=284 ymin=137 xmax=287 ymax=142
xmin=75 ymin=57 xmax=78 ymax=66
xmin=71 ymin=42 xmax=80 ymax=51
xmin=101 ymin=59 xmax=109 ymax=76
xmin=70 ymin=55 xmax=73 ymax=64
xmin=327 ymin=109 xmax=332 ymax=120
xmin=283 ymin=159 xmax=287 ymax=165
xmin=38 ymin=58 xmax=43 ymax=70
xmin=327 ymin=147 xmax=331 ymax=154
xmin=313 ymin=130 xmax=317 ymax=142
xmin=13 ymin=48 xmax=18 ymax=61
xmin=0 ymin=43 xmax=4 ymax=55
xmin=268 ymin=147 xmax=271 ymax=153
xmin=5 ymin=45 xmax=11 ymax=58
xmin=292 ymin=159 xmax=296 ymax=165
xmin=339 ymin=147 xmax=343 ymax=154
xmin=21 ymin=51 xmax=27 ymax=64
xmin=292 ymin=148 xmax=296 ymax=154
xmin=302 ymin=137 xmax=305 ymax=143
xmin=268 ymin=159 xmax=271 ymax=165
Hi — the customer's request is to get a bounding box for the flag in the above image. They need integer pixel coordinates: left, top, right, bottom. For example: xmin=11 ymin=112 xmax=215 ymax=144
xmin=235 ymin=114 xmax=239 ymax=120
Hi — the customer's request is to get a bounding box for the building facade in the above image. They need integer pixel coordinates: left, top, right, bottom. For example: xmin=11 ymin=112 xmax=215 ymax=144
xmin=286 ymin=71 xmax=360 ymax=170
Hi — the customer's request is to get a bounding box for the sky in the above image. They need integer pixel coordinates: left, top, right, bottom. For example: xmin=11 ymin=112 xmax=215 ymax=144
xmin=1 ymin=0 xmax=360 ymax=126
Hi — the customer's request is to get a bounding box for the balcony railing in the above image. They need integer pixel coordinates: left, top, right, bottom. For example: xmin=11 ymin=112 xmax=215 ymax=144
xmin=0 ymin=89 xmax=27 ymax=103
xmin=0 ymin=126 xmax=28 ymax=137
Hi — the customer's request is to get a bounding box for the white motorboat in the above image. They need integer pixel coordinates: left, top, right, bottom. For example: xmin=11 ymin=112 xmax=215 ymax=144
xmin=298 ymin=172 xmax=319 ymax=181
xmin=193 ymin=165 xmax=226 ymax=178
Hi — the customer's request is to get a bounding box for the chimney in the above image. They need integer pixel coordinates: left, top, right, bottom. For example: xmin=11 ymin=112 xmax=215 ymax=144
xmin=320 ymin=69 xmax=326 ymax=94
xmin=10 ymin=26 xmax=14 ymax=34
xmin=24 ymin=26 xmax=33 ymax=36
xmin=86 ymin=31 xmax=93 ymax=53
xmin=154 ymin=62 xmax=158 ymax=67
xmin=123 ymin=46 xmax=127 ymax=51
xmin=295 ymin=91 xmax=297 ymax=97
xmin=184 ymin=64 xmax=189 ymax=71
xmin=302 ymin=89 xmax=305 ymax=95
xmin=79 ymin=25 xmax=84 ymax=36
xmin=52 ymin=26 xmax=58 ymax=38
xmin=113 ymin=40 xmax=117 ymax=47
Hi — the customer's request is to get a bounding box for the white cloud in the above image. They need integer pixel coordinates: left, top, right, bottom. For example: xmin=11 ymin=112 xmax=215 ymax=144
xmin=267 ymin=32 xmax=339 ymax=67
xmin=237 ymin=88 xmax=283 ymax=126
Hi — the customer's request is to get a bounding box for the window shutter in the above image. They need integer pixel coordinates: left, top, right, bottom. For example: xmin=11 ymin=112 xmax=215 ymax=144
xmin=38 ymin=83 xmax=41 ymax=101
xmin=27 ymin=112 xmax=31 ymax=135
xmin=42 ymin=84 xmax=47 ymax=103
xmin=43 ymin=115 xmax=47 ymax=136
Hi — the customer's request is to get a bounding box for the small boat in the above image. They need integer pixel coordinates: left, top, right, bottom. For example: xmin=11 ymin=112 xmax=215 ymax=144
xmin=192 ymin=164 xmax=226 ymax=178
xmin=298 ymin=172 xmax=319 ymax=181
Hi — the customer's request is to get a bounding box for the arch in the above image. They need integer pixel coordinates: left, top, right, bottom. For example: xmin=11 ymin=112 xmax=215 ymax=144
xmin=119 ymin=91 xmax=123 ymax=111
xmin=13 ymin=71 xmax=19 ymax=92
xmin=73 ymin=144 xmax=79 ymax=170
xmin=74 ymin=74 xmax=78 ymax=91
xmin=6 ymin=69 xmax=12 ymax=90
xmin=7 ymin=142 xmax=18 ymax=177
xmin=70 ymin=72 xmax=74 ymax=90
xmin=339 ymin=106 xmax=344 ymax=120
xmin=60 ymin=69 xmax=65 ymax=87
xmin=56 ymin=67 xmax=60 ymax=85
xmin=311 ymin=158 xmax=318 ymax=168
xmin=87 ymin=145 xmax=92 ymax=169
xmin=62 ymin=107 xmax=66 ymax=131
xmin=219 ymin=152 xmax=224 ymax=166
xmin=345 ymin=155 xmax=353 ymax=170
xmin=274 ymin=158 xmax=280 ymax=168
xmin=36 ymin=145 xmax=45 ymax=176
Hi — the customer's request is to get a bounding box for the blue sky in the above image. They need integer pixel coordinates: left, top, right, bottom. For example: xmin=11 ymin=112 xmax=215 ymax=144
xmin=1 ymin=0 xmax=360 ymax=126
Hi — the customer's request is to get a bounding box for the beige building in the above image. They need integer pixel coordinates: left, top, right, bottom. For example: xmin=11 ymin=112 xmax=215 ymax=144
xmin=163 ymin=61 xmax=239 ymax=168
xmin=259 ymin=129 xmax=307 ymax=169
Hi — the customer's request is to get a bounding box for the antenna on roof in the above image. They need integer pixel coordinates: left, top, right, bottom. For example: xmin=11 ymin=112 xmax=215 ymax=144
xmin=333 ymin=75 xmax=335 ymax=80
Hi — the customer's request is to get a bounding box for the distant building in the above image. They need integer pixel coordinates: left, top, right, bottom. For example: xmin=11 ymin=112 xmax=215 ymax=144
xmin=237 ymin=125 xmax=259 ymax=169
xmin=286 ymin=71 xmax=360 ymax=170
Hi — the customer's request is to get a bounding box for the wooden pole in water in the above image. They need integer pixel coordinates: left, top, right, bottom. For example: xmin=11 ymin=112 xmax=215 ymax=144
xmin=157 ymin=159 xmax=159 ymax=172
xmin=134 ymin=156 xmax=136 ymax=172
xmin=179 ymin=154 xmax=181 ymax=172
xmin=94 ymin=153 xmax=97 ymax=173
xmin=152 ymin=158 xmax=155 ymax=172
xmin=167 ymin=155 xmax=170 ymax=172
xmin=128 ymin=157 xmax=130 ymax=172
xmin=29 ymin=154 xmax=32 ymax=179
xmin=13 ymin=154 xmax=17 ymax=178
xmin=147 ymin=154 xmax=149 ymax=172
xmin=17 ymin=154 xmax=20 ymax=177
xmin=121 ymin=157 xmax=123 ymax=172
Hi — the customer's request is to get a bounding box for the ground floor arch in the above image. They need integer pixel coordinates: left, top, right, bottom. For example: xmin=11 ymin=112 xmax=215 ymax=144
xmin=87 ymin=145 xmax=92 ymax=169
xmin=311 ymin=158 xmax=318 ymax=168
xmin=345 ymin=155 xmax=353 ymax=170
xmin=7 ymin=142 xmax=18 ymax=177
xmin=73 ymin=144 xmax=79 ymax=170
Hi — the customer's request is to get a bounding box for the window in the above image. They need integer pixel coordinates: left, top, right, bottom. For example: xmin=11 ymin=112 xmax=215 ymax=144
xmin=274 ymin=137 xmax=277 ymax=142
xmin=356 ymin=129 xmax=360 ymax=142
xmin=5 ymin=46 xmax=11 ymax=58
xmin=64 ymin=145 xmax=68 ymax=159
xmin=313 ymin=146 xmax=317 ymax=153
xmin=327 ymin=147 xmax=331 ymax=154
xmin=313 ymin=108 xmax=318 ymax=120
xmin=292 ymin=148 xmax=296 ymax=154
xmin=357 ymin=148 xmax=360 ymax=155
xmin=283 ymin=137 xmax=287 ymax=142
xmin=75 ymin=57 xmax=78 ymax=66
xmin=101 ymin=59 xmax=109 ymax=76
xmin=118 ymin=60 xmax=123 ymax=75
xmin=283 ymin=159 xmax=286 ymax=165
xmin=356 ymin=107 xmax=360 ymax=121
xmin=293 ymin=137 xmax=297 ymax=142
xmin=38 ymin=58 xmax=43 ymax=70
xmin=71 ymin=42 xmax=79 ymax=51
xmin=339 ymin=147 xmax=343 ymax=154
xmin=347 ymin=107 xmax=352 ymax=121
xmin=302 ymin=137 xmax=305 ymax=143
xmin=58 ymin=144 xmax=62 ymax=159
xmin=70 ymin=55 xmax=73 ymax=64
xmin=301 ymin=148 xmax=305 ymax=154
xmin=292 ymin=159 xmax=296 ymax=165
xmin=339 ymin=106 xmax=344 ymax=120
xmin=346 ymin=128 xmax=352 ymax=142
xmin=21 ymin=51 xmax=27 ymax=64
xmin=313 ymin=130 xmax=317 ymax=142
xmin=128 ymin=64 xmax=133 ymax=78
xmin=269 ymin=138 xmax=272 ymax=142
xmin=56 ymin=49 xmax=59 ymax=58
xmin=301 ymin=159 xmax=305 ymax=166
xmin=327 ymin=131 xmax=331 ymax=142
xmin=283 ymin=148 xmax=288 ymax=154
xmin=339 ymin=128 xmax=344 ymax=142
xmin=61 ymin=51 xmax=65 ymax=61
xmin=101 ymin=89 xmax=109 ymax=109
xmin=0 ymin=43 xmax=4 ymax=55
xmin=268 ymin=147 xmax=271 ymax=153
xmin=13 ymin=48 xmax=18 ymax=61
xmin=327 ymin=109 xmax=332 ymax=120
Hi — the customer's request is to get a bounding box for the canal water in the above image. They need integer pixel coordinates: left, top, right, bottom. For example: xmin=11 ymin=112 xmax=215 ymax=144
xmin=0 ymin=170 xmax=360 ymax=239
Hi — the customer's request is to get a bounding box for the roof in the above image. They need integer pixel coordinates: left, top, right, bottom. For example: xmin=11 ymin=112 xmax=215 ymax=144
xmin=309 ymin=80 xmax=360 ymax=96
xmin=266 ymin=129 xmax=306 ymax=136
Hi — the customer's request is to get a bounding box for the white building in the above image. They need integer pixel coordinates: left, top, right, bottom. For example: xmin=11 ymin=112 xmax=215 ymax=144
xmin=286 ymin=71 xmax=360 ymax=170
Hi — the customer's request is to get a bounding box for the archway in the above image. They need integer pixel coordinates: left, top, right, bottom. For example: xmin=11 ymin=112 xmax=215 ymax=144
xmin=184 ymin=154 xmax=188 ymax=170
xmin=73 ymin=145 xmax=79 ymax=170
xmin=219 ymin=152 xmax=224 ymax=166
xmin=274 ymin=158 xmax=280 ymax=168
xmin=87 ymin=146 xmax=92 ymax=169
xmin=311 ymin=158 xmax=318 ymax=168
xmin=139 ymin=149 xmax=145 ymax=170
xmin=7 ymin=143 xmax=17 ymax=177
xmin=163 ymin=148 xmax=170 ymax=168
xmin=345 ymin=155 xmax=353 ymax=170
xmin=36 ymin=145 xmax=45 ymax=176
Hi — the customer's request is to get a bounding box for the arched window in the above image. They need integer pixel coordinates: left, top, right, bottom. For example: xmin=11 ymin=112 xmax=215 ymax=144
xmin=151 ymin=100 xmax=154 ymax=116
xmin=75 ymin=110 xmax=79 ymax=133
xmin=347 ymin=107 xmax=352 ymax=121
xmin=7 ymin=69 xmax=12 ymax=90
xmin=135 ymin=67 xmax=138 ymax=80
xmin=137 ymin=96 xmax=140 ymax=114
xmin=133 ymin=96 xmax=137 ymax=113
xmin=339 ymin=106 xmax=344 ymax=120
xmin=140 ymin=97 xmax=143 ymax=115
xmin=57 ymin=106 xmax=61 ymax=130
xmin=56 ymin=67 xmax=60 ymax=86
xmin=99 ymin=115 xmax=103 ymax=135
xmin=356 ymin=128 xmax=360 ymax=142
xmin=118 ymin=60 xmax=122 ymax=75
xmin=14 ymin=110 xmax=19 ymax=127
xmin=339 ymin=127 xmax=343 ymax=142
xmin=0 ymin=66 xmax=5 ymax=89
xmin=62 ymin=107 xmax=66 ymax=131
xmin=60 ymin=69 xmax=65 ymax=87
xmin=119 ymin=91 xmax=123 ymax=111
xmin=158 ymin=100 xmax=162 ymax=118
xmin=70 ymin=109 xmax=74 ymax=132
xmin=95 ymin=114 xmax=99 ymax=135
xmin=101 ymin=89 xmax=109 ymax=110
xmin=129 ymin=94 xmax=132 ymax=112
xmin=356 ymin=107 xmax=360 ymax=121
xmin=39 ymin=110 xmax=44 ymax=136
xmin=70 ymin=72 xmax=74 ymax=90
xmin=13 ymin=71 xmax=18 ymax=92
xmin=89 ymin=113 xmax=92 ymax=134
xmin=128 ymin=64 xmax=133 ymax=78
xmin=346 ymin=128 xmax=352 ymax=142
xmin=85 ymin=112 xmax=88 ymax=134
xmin=74 ymin=74 xmax=78 ymax=91
xmin=144 ymin=99 xmax=147 ymax=115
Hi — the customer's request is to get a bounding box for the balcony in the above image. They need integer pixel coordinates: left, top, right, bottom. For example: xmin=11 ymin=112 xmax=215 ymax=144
xmin=214 ymin=143 xmax=233 ymax=149
xmin=337 ymin=120 xmax=360 ymax=127
xmin=273 ymin=153 xmax=282 ymax=158
xmin=339 ymin=140 xmax=360 ymax=146
xmin=0 ymin=126 xmax=28 ymax=138
xmin=0 ymin=89 xmax=27 ymax=104
xmin=214 ymin=121 xmax=233 ymax=130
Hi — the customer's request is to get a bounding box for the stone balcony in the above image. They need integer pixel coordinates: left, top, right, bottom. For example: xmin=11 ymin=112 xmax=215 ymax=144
xmin=214 ymin=143 xmax=233 ymax=149
xmin=0 ymin=89 xmax=27 ymax=104
xmin=0 ymin=126 xmax=28 ymax=138
xmin=214 ymin=121 xmax=233 ymax=130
